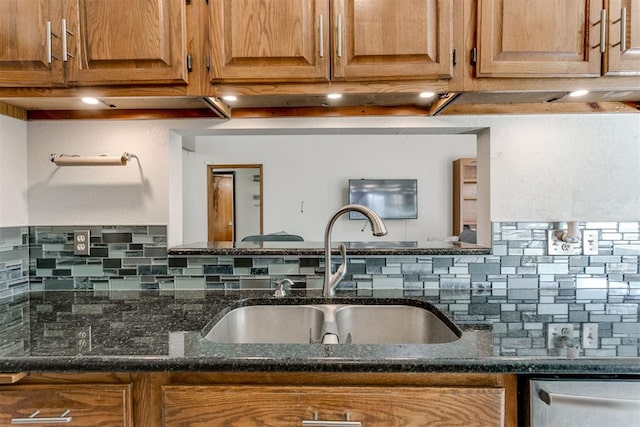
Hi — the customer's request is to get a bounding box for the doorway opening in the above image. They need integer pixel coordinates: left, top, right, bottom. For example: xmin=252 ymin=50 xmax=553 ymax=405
xmin=207 ymin=164 xmax=263 ymax=242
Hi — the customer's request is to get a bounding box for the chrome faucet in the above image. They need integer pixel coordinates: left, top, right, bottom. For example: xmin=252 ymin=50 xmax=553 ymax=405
xmin=323 ymin=204 xmax=388 ymax=297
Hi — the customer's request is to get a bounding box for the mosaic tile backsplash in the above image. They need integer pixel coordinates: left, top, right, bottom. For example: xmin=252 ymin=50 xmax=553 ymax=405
xmin=3 ymin=222 xmax=640 ymax=357
xmin=0 ymin=227 xmax=30 ymax=356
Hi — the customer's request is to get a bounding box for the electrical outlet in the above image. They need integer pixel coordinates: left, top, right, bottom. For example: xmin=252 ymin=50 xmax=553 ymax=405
xmin=547 ymin=323 xmax=574 ymax=349
xmin=74 ymin=326 xmax=92 ymax=353
xmin=547 ymin=230 xmax=581 ymax=255
xmin=583 ymin=230 xmax=599 ymax=255
xmin=582 ymin=323 xmax=598 ymax=349
xmin=74 ymin=230 xmax=90 ymax=256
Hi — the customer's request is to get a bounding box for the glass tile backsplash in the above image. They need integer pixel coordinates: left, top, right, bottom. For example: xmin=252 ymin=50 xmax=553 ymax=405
xmin=0 ymin=226 xmax=30 ymax=356
xmin=0 ymin=222 xmax=637 ymax=357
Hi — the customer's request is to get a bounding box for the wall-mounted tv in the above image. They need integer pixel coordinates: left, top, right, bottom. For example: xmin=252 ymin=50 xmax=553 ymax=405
xmin=348 ymin=179 xmax=418 ymax=220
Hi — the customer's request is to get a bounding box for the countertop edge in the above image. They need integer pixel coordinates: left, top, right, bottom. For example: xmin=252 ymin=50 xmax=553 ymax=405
xmin=1 ymin=357 xmax=638 ymax=375
xmin=168 ymin=247 xmax=492 ymax=256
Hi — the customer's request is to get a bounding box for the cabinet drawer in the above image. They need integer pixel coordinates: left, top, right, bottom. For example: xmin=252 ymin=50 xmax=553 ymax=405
xmin=163 ymin=385 xmax=505 ymax=426
xmin=0 ymin=384 xmax=132 ymax=426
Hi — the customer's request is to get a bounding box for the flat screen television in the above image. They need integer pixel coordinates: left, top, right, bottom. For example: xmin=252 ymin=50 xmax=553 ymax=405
xmin=348 ymin=178 xmax=418 ymax=220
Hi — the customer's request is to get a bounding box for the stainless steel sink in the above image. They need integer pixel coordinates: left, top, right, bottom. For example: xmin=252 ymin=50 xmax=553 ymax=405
xmin=333 ymin=305 xmax=460 ymax=344
xmin=202 ymin=305 xmax=324 ymax=344
xmin=202 ymin=301 xmax=461 ymax=345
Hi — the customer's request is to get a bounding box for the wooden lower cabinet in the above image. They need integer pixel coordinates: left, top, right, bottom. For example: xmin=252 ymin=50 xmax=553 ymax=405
xmin=163 ymin=384 xmax=505 ymax=426
xmin=0 ymin=384 xmax=132 ymax=426
xmin=0 ymin=372 xmax=516 ymax=426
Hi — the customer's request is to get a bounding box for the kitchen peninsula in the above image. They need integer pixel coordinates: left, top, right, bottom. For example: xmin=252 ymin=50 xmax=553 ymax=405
xmin=0 ymin=287 xmax=638 ymax=426
xmin=168 ymin=240 xmax=490 ymax=256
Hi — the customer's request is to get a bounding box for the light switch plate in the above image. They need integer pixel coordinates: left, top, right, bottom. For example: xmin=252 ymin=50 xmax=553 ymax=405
xmin=583 ymin=230 xmax=599 ymax=255
xmin=582 ymin=323 xmax=598 ymax=349
xmin=74 ymin=230 xmax=90 ymax=256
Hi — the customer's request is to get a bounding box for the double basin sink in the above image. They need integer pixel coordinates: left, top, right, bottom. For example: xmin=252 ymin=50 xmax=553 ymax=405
xmin=202 ymin=299 xmax=462 ymax=345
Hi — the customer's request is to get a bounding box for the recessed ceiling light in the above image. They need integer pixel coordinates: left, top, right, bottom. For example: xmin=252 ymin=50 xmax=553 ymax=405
xmin=419 ymin=92 xmax=436 ymax=98
xmin=327 ymin=93 xmax=342 ymax=100
xmin=569 ymin=90 xmax=589 ymax=97
xmin=222 ymin=95 xmax=237 ymax=102
xmin=81 ymin=97 xmax=100 ymax=105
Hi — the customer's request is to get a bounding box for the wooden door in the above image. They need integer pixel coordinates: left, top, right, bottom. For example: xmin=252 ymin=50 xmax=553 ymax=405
xmin=0 ymin=0 xmax=65 ymax=87
xmin=605 ymin=0 xmax=640 ymax=75
xmin=332 ymin=0 xmax=455 ymax=80
xmin=209 ymin=173 xmax=234 ymax=242
xmin=208 ymin=0 xmax=330 ymax=82
xmin=64 ymin=0 xmax=187 ymax=85
xmin=476 ymin=0 xmax=602 ymax=77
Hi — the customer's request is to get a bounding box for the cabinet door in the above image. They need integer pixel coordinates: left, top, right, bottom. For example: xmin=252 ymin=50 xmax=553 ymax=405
xmin=605 ymin=0 xmax=640 ymax=75
xmin=0 ymin=384 xmax=132 ymax=426
xmin=0 ymin=0 xmax=65 ymax=87
xmin=208 ymin=0 xmax=330 ymax=82
xmin=476 ymin=0 xmax=602 ymax=77
xmin=332 ymin=0 xmax=454 ymax=81
xmin=162 ymin=385 xmax=505 ymax=426
xmin=64 ymin=0 xmax=187 ymax=85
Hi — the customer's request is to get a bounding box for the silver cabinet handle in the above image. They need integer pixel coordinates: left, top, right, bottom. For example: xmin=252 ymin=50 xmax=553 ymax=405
xmin=46 ymin=21 xmax=53 ymax=64
xmin=302 ymin=412 xmax=360 ymax=426
xmin=336 ymin=14 xmax=342 ymax=58
xmin=600 ymin=8 xmax=607 ymax=53
xmin=620 ymin=7 xmax=627 ymax=51
xmin=61 ymin=19 xmax=74 ymax=61
xmin=538 ymin=388 xmax=640 ymax=407
xmin=11 ymin=409 xmax=72 ymax=424
xmin=302 ymin=422 xmax=361 ymax=427
xmin=319 ymin=14 xmax=324 ymax=58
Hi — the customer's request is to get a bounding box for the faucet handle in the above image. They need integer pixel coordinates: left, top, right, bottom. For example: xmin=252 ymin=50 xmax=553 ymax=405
xmin=273 ymin=278 xmax=294 ymax=297
xmin=329 ymin=243 xmax=348 ymax=292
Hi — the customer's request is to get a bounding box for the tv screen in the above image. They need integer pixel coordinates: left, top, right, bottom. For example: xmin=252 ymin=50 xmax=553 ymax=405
xmin=348 ymin=179 xmax=418 ymax=220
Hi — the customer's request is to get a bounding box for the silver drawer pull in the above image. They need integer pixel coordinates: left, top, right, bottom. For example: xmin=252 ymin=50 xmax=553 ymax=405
xmin=11 ymin=409 xmax=72 ymax=424
xmin=539 ymin=388 xmax=640 ymax=407
xmin=302 ymin=411 xmax=361 ymax=426
xmin=301 ymin=421 xmax=361 ymax=427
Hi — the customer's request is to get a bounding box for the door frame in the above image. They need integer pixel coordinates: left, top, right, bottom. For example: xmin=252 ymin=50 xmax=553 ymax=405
xmin=207 ymin=164 xmax=264 ymax=241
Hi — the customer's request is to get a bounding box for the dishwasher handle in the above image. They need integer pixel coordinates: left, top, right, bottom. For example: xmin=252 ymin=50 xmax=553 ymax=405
xmin=538 ymin=387 xmax=640 ymax=407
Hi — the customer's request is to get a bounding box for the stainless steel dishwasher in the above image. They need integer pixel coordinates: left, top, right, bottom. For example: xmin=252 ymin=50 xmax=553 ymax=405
xmin=530 ymin=379 xmax=640 ymax=427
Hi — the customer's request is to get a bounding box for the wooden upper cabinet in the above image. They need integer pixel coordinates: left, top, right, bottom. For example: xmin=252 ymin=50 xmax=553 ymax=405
xmin=208 ymin=0 xmax=330 ymax=83
xmin=65 ymin=0 xmax=188 ymax=85
xmin=331 ymin=0 xmax=455 ymax=81
xmin=476 ymin=0 xmax=602 ymax=77
xmin=0 ymin=0 xmax=65 ymax=87
xmin=604 ymin=0 xmax=640 ymax=75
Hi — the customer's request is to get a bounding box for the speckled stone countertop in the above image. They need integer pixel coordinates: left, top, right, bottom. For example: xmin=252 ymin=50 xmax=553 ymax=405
xmin=168 ymin=241 xmax=491 ymax=256
xmin=0 ymin=290 xmax=638 ymax=375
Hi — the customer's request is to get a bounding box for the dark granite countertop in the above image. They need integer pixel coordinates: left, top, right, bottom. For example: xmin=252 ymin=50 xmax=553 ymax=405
xmin=0 ymin=290 xmax=638 ymax=375
xmin=169 ymin=241 xmax=491 ymax=256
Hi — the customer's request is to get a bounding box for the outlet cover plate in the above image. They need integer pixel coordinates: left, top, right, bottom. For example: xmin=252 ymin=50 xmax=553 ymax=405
xmin=547 ymin=323 xmax=574 ymax=349
xmin=74 ymin=230 xmax=90 ymax=256
xmin=547 ymin=230 xmax=581 ymax=255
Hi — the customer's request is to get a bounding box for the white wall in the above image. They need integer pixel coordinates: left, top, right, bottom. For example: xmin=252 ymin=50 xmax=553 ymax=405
xmin=185 ymin=134 xmax=477 ymax=242
xmin=0 ymin=115 xmax=28 ymax=226
xmin=232 ymin=167 xmax=261 ymax=240
xmin=26 ymin=119 xmax=212 ymax=227
xmin=16 ymin=113 xmax=640 ymax=245
xmin=439 ymin=114 xmax=640 ymax=221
